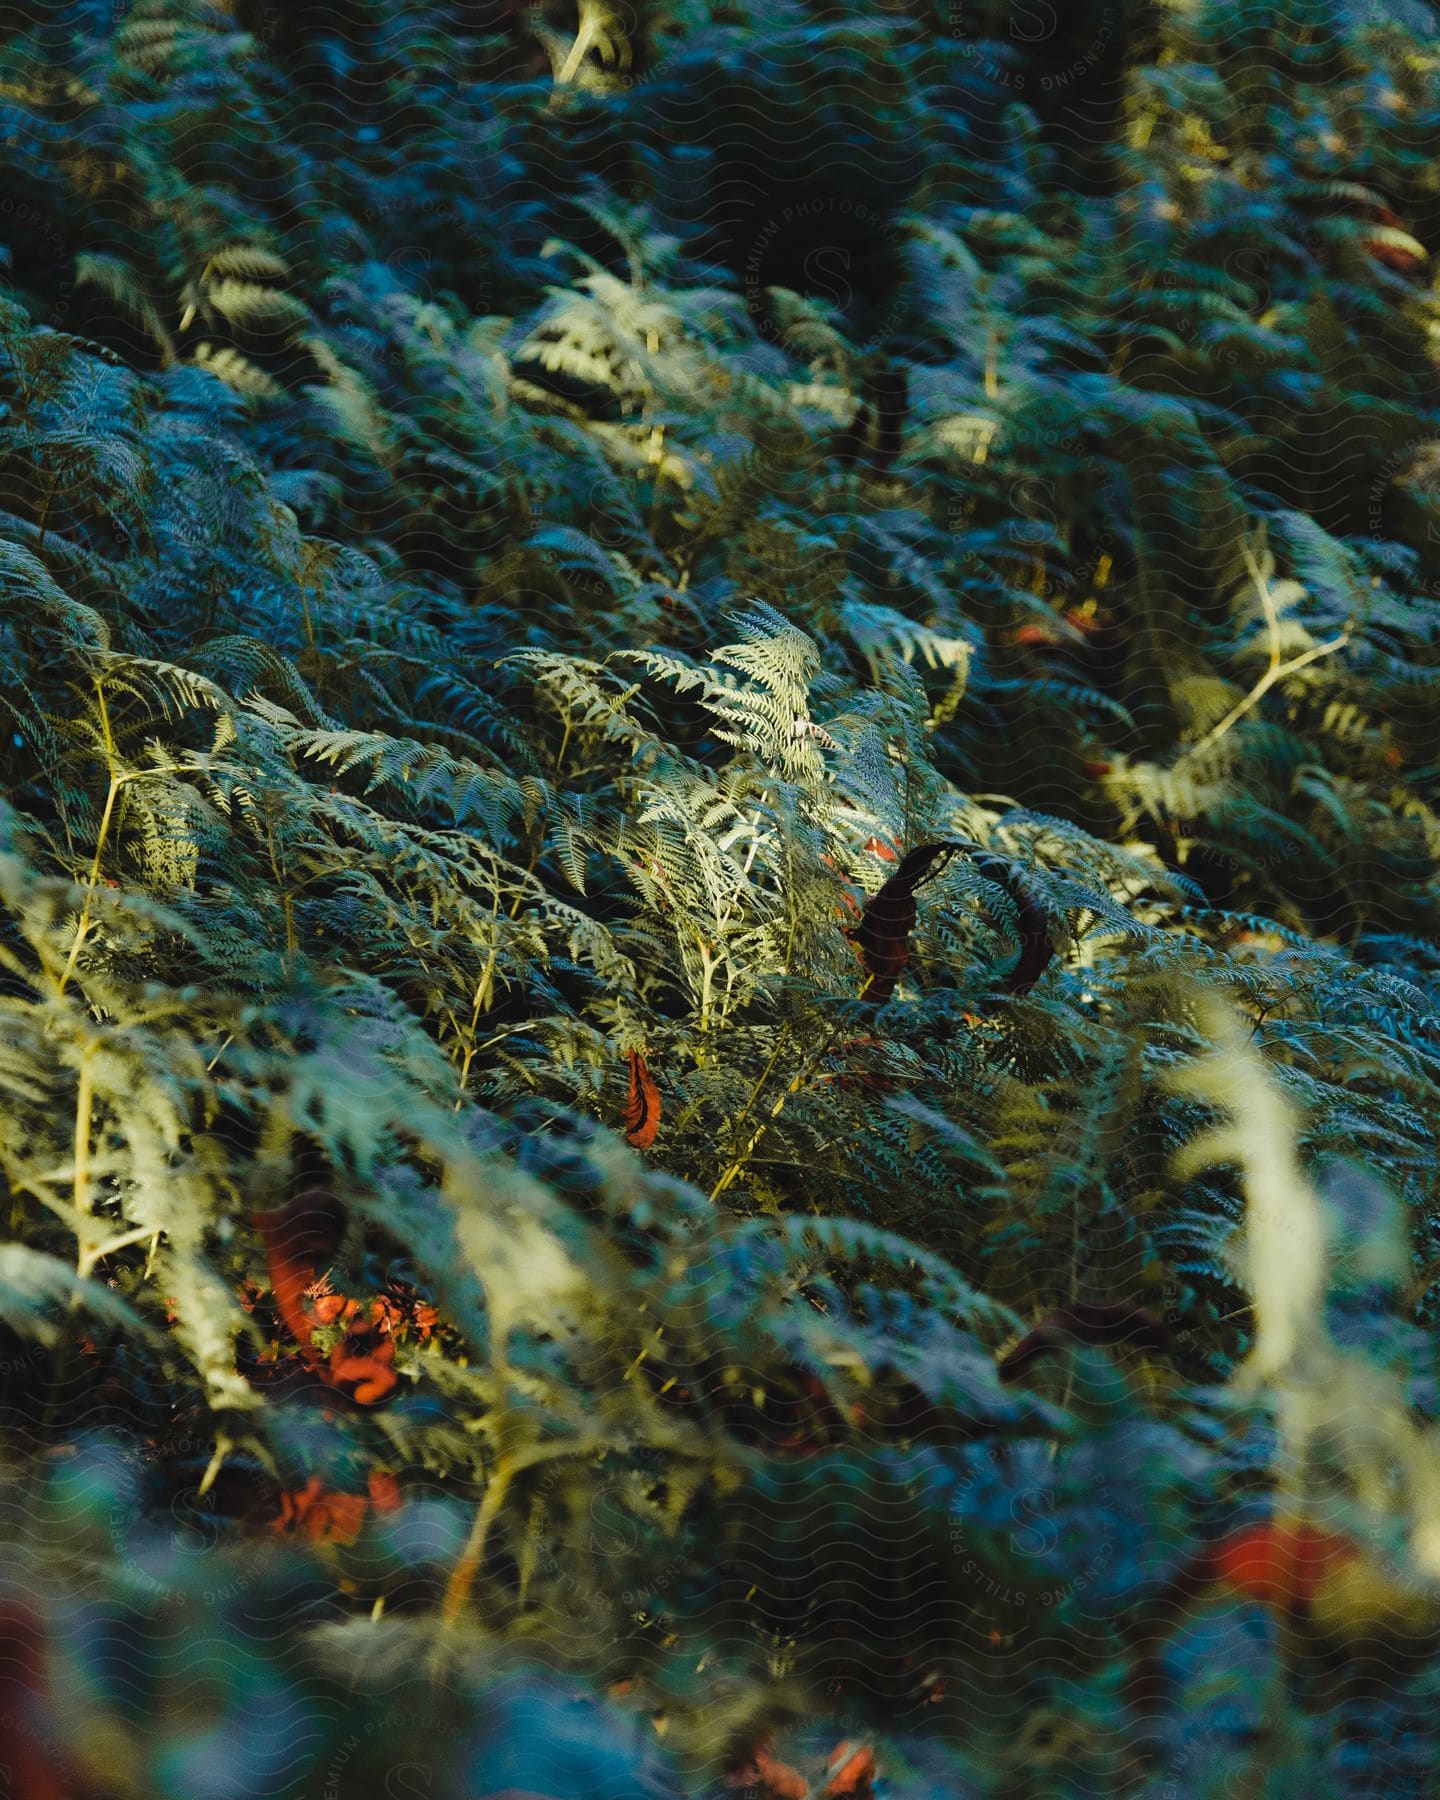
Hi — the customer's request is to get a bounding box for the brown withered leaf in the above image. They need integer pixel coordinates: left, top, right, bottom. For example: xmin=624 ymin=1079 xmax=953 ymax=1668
xmin=856 ymin=840 xmax=1056 ymax=1002
xmin=856 ymin=842 xmax=960 ymax=1003
xmin=998 ymin=1302 xmax=1169 ymax=1383
xmin=958 ymin=843 xmax=1055 ymax=994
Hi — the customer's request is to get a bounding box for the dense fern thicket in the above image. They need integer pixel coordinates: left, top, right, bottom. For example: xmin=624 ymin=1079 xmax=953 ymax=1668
xmin=2 ymin=0 xmax=1440 ymax=1793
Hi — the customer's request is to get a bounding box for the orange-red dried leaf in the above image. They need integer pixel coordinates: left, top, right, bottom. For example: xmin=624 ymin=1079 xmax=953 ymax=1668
xmin=272 ymin=1476 xmax=368 ymax=1546
xmin=0 ymin=1636 xmax=70 ymax=1800
xmin=726 ymin=1739 xmax=809 ymax=1799
xmin=328 ymin=1328 xmax=397 ymax=1406
xmin=756 ymin=1749 xmax=810 ymax=1800
xmin=823 ymin=1741 xmax=876 ymax=1799
xmin=1209 ymin=1520 xmax=1359 ymax=1614
xmin=254 ymin=1185 xmax=347 ymax=1267
xmin=257 ymin=1240 xmax=322 ymax=1356
xmin=367 ymin=1469 xmax=403 ymax=1514
xmin=309 ymin=1291 xmax=351 ymax=1327
xmin=368 ymin=1294 xmax=404 ymax=1335
xmin=623 ymin=1049 xmax=661 ymax=1149
xmin=253 ymin=1187 xmax=346 ymax=1360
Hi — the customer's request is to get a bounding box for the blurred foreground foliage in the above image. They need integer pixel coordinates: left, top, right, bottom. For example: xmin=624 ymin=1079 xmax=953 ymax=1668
xmin=2 ymin=0 xmax=1440 ymax=1793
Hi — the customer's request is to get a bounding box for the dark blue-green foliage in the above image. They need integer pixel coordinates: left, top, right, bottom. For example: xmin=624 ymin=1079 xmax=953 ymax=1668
xmin=0 ymin=0 xmax=1439 ymax=1795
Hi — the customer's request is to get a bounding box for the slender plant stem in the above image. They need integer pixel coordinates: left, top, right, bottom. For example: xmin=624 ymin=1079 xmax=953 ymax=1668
xmin=72 ymin=1043 xmax=95 ymax=1266
xmin=709 ymin=981 xmax=873 ymax=1202
xmin=1187 ymin=538 xmax=1352 ymax=760
xmin=434 ymin=1436 xmax=601 ymax=1660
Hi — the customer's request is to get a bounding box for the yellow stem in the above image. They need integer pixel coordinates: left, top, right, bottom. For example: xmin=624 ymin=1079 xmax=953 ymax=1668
xmin=707 ymin=994 xmax=867 ymax=1203
xmin=1186 ymin=540 xmax=1352 ymax=759
xmin=58 ymin=770 xmax=120 ymax=997
xmin=712 ymin=1027 xmax=792 ymax=1178
xmin=36 ymin=466 xmax=58 ymax=555
xmin=555 ymin=5 xmax=599 ymax=85
xmin=455 ymin=941 xmax=499 ymax=1106
xmin=198 ymin=1437 xmax=230 ymax=1499
xmin=695 ymin=933 xmax=718 ymax=1054
xmin=78 ymin=1225 xmax=154 ymax=1280
xmin=57 ymin=695 xmax=190 ymax=997
xmin=73 ymin=1045 xmax=95 ymax=1275
xmin=434 ymin=1438 xmax=599 ymax=1655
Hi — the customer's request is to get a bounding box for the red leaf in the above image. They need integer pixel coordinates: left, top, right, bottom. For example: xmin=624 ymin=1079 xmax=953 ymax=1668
xmin=271 ymin=1476 xmax=368 ymax=1546
xmin=623 ymin=1049 xmax=661 ymax=1149
xmin=253 ymin=1232 xmax=322 ymax=1360
xmin=248 ymin=1187 xmax=404 ymax=1405
xmin=254 ymin=1185 xmax=347 ymax=1267
xmin=328 ymin=1323 xmax=397 ymax=1406
xmin=0 ymin=1596 xmax=78 ymax=1799
xmin=309 ymin=1291 xmax=352 ymax=1327
xmin=823 ymin=1741 xmax=877 ymax=1798
xmin=756 ymin=1751 xmax=810 ymax=1800
xmin=367 ymin=1469 xmax=403 ymax=1514
xmin=1209 ymin=1521 xmax=1359 ymax=1614
xmin=1368 ymin=240 xmax=1425 ymax=275
xmin=252 ymin=1186 xmax=347 ymax=1361
xmin=726 ymin=1738 xmax=809 ymax=1799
